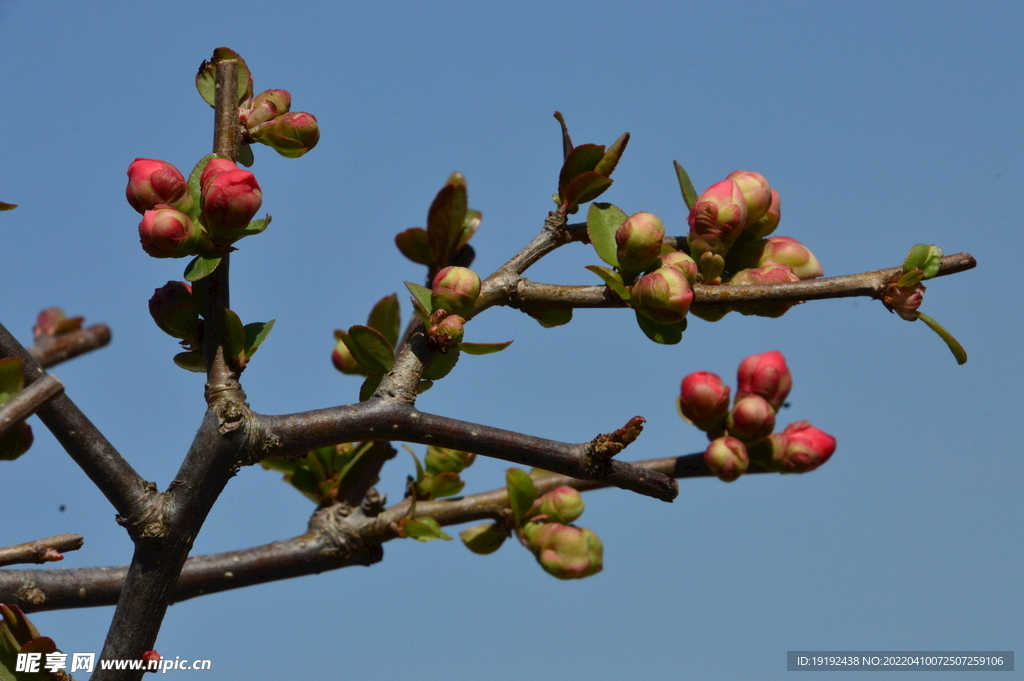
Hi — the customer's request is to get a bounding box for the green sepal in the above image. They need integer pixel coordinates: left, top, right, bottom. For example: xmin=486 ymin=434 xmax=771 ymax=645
xmin=585 ymin=265 xmax=630 ymax=301
xmin=673 ymin=160 xmax=699 ymax=210
xmin=587 ymin=202 xmax=627 ymax=268
xmin=523 ymin=306 xmax=573 ymax=328
xmin=593 ymin=132 xmax=630 ymax=178
xmin=427 ymin=173 xmax=468 ymax=265
xmin=0 ymin=358 xmax=23 ymax=406
xmin=558 ymin=143 xmax=606 ymax=197
xmin=634 ymin=309 xmax=686 ymax=345
xmin=196 ymin=47 xmax=254 ymax=107
xmin=0 ymin=202 xmax=16 ymax=211
xmin=506 ymin=467 xmax=537 ymax=527
xmin=395 ymin=227 xmax=432 ymax=265
xmin=359 ymin=375 xmax=382 ymax=402
xmin=173 ymin=351 xmax=206 ymax=373
xmin=237 ymin=142 xmax=255 ymax=167
xmin=367 ymin=294 xmax=401 ymax=348
xmin=184 ymin=254 xmax=223 ymax=282
xmin=422 ymin=348 xmax=460 ymax=380
xmin=341 ymin=325 xmax=395 ymax=375
xmin=186 ymin=153 xmax=224 ymax=220
xmin=243 ymin=319 xmax=275 ymax=359
xmin=237 ymin=214 xmax=272 ymax=239
xmin=398 ymin=517 xmax=452 ymax=541
xmin=459 ymin=341 xmax=513 ymax=355
xmin=224 ymin=308 xmax=247 ymax=367
xmin=916 ymin=312 xmax=968 ymax=365
xmin=460 ymin=522 xmax=509 ymax=555
xmin=553 ymin=111 xmax=574 ymax=160
xmin=903 ymin=244 xmax=944 ymax=280
xmin=563 ymin=171 xmax=612 ymax=209
xmin=896 ymin=269 xmax=925 ymax=288
xmin=405 ymin=282 xmax=434 ymax=323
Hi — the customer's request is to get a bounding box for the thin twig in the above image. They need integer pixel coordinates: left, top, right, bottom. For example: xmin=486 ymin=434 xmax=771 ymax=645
xmin=0 ymin=533 xmax=84 ymax=568
xmin=29 ymin=324 xmax=112 ymax=369
xmin=0 ymin=374 xmax=63 ymax=437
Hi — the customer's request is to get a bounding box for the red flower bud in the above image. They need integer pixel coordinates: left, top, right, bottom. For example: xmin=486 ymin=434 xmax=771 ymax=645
xmin=139 ymin=206 xmax=205 ymax=258
xmin=200 ymin=158 xmax=239 ymax=190
xmin=525 ymin=523 xmax=603 ymax=580
xmin=200 ymin=168 xmax=263 ymax=239
xmin=148 ymin=282 xmax=200 ymax=344
xmin=704 ymin=436 xmax=749 ymax=482
xmin=678 ymin=371 xmax=730 ymax=430
xmin=745 ymin=189 xmax=781 ymax=239
xmin=687 ymin=179 xmax=748 ymax=259
xmin=537 ymin=486 xmax=585 ymax=524
xmin=615 ymin=212 xmax=665 ymax=275
xmin=632 ymin=266 xmax=694 ymax=325
xmin=726 ymin=170 xmax=772 ymax=226
xmin=736 ymin=350 xmax=792 ymax=411
xmin=727 ymin=394 xmax=776 ymax=441
xmin=251 ymin=112 xmax=320 ymax=158
xmin=431 ymin=266 xmax=481 ymax=317
xmin=126 ymin=158 xmax=193 ymax=214
xmin=769 ymin=421 xmax=836 ymax=473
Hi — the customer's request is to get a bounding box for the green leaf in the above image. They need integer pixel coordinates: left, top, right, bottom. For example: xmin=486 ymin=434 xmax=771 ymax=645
xmin=456 ymin=208 xmax=482 ymax=251
xmin=673 ymin=160 xmax=699 ymax=210
xmin=367 ymin=294 xmax=401 ymax=348
xmin=416 ymin=380 xmax=434 ymax=394
xmin=425 ymin=447 xmax=474 ymax=475
xmin=342 ymin=326 xmax=395 ymax=375
xmin=505 ymin=467 xmax=537 ymax=527
xmin=359 ymin=375 xmax=382 ymax=402
xmin=585 ymin=265 xmax=631 ymax=301
xmin=558 ymin=144 xmax=605 ymax=196
xmin=243 ymin=319 xmax=275 ymax=359
xmin=395 ymin=228 xmax=432 ymax=265
xmin=425 ymin=471 xmax=465 ymax=498
xmin=400 ymin=517 xmax=452 ymax=541
xmin=186 ymin=153 xmax=222 ymax=219
xmin=0 ymin=202 xmax=17 ymax=211
xmin=459 ymin=341 xmax=513 ymax=355
xmin=916 ymin=312 xmax=968 ymax=365
xmin=196 ymin=48 xmax=254 ymax=106
xmin=224 ymin=308 xmax=247 ymax=367
xmin=409 ymin=450 xmax=426 ymax=483
xmin=405 ymin=282 xmax=434 ymax=323
xmin=289 ymin=466 xmax=324 ymax=504
xmin=562 ymin=171 xmax=612 ymax=209
xmin=460 ymin=522 xmax=509 ymax=555
xmin=237 ymin=214 xmax=272 ymax=238
xmin=634 ymin=309 xmax=686 ymax=345
xmin=903 ymin=243 xmax=944 ymax=279
xmin=587 ymin=202 xmax=627 ymax=267
xmin=184 ymin=254 xmax=223 ymax=282
xmin=427 ymin=173 xmax=468 ymax=265
xmin=422 ymin=348 xmax=460 ymax=380
xmin=0 ymin=422 xmax=33 ymax=462
xmin=523 ymin=305 xmax=573 ymax=328
xmin=593 ymin=132 xmax=630 ymax=178
xmin=237 ymin=141 xmax=255 ymax=167
xmin=0 ymin=358 xmax=23 ymax=406
xmin=260 ymin=457 xmax=299 ymax=476
xmin=553 ymin=111 xmax=574 ymax=160
xmin=173 ymin=352 xmax=206 ymax=372
xmin=896 ymin=270 xmax=925 ymax=288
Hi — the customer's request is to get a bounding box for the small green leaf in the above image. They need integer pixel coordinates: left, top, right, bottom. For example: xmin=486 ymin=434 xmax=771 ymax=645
xmin=0 ymin=422 xmax=33 ymax=462
xmin=359 ymin=375 xmax=382 ymax=402
xmin=506 ymin=467 xmax=537 ymax=527
xmin=237 ymin=141 xmax=255 ymax=167
xmin=400 ymin=517 xmax=452 ymax=541
xmin=553 ymin=111 xmax=574 ymax=160
xmin=0 ymin=202 xmax=17 ymax=211
xmin=289 ymin=467 xmax=324 ymax=504
xmin=224 ymin=308 xmax=247 ymax=367
xmin=593 ymin=132 xmax=630 ymax=178
xmin=896 ymin=270 xmax=925 ymax=288
xmin=523 ymin=305 xmax=573 ymax=328
xmin=459 ymin=341 xmax=513 ymax=355
xmin=425 ymin=471 xmax=465 ymax=498
xmin=916 ymin=312 xmax=968 ymax=365
xmin=460 ymin=522 xmax=509 ymax=555
xmin=342 ymin=325 xmax=395 ymax=375
xmin=422 ymin=348 xmax=460 ymax=380
xmin=237 ymin=214 xmax=272 ymax=238
xmin=367 ymin=294 xmax=401 ymax=348
xmin=416 ymin=380 xmax=434 ymax=394
xmin=585 ymin=265 xmax=630 ymax=301
xmin=0 ymin=358 xmax=23 ymax=406
xmin=587 ymin=202 xmax=627 ymax=267
xmin=184 ymin=254 xmax=223 ymax=282
xmin=173 ymin=352 xmax=206 ymax=372
xmin=405 ymin=282 xmax=434 ymax=322
xmin=427 ymin=173 xmax=468 ymax=265
xmin=260 ymin=457 xmax=299 ymax=476
xmin=903 ymin=243 xmax=944 ymax=279
xmin=409 ymin=450 xmax=426 ymax=483
xmin=634 ymin=309 xmax=686 ymax=345
xmin=558 ymin=144 xmax=606 ymax=196
xmin=425 ymin=446 xmax=474 ymax=475
xmin=243 ymin=319 xmax=276 ymax=358
xmin=563 ymin=171 xmax=612 ymax=209
xmin=395 ymin=228 xmax=432 ymax=265
xmin=673 ymin=160 xmax=699 ymax=210
xmin=456 ymin=209 xmax=482 ymax=251
xmin=196 ymin=48 xmax=254 ymax=106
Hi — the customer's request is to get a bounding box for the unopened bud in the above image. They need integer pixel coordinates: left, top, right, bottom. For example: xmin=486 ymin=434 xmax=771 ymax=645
xmin=883 ymin=279 xmax=925 ymax=321
xmin=428 ymin=313 xmax=465 ymax=350
xmin=431 ymin=266 xmax=481 ymax=317
xmin=660 ymin=250 xmax=698 ymax=285
xmin=745 ymin=189 xmax=781 ymax=239
xmin=526 ymin=523 xmax=603 ymax=580
xmin=251 ymin=112 xmax=320 ymax=158
xmin=678 ymin=371 xmax=730 ymax=431
xmin=769 ymin=421 xmax=836 ymax=473
xmin=726 ymin=170 xmax=772 ymax=225
xmin=729 ymin=264 xmax=800 ymax=317
xmin=687 ymin=180 xmax=748 ymax=260
xmin=727 ymin=394 xmax=776 ymax=441
xmin=736 ymin=350 xmax=792 ymax=411
xmin=459 ymin=522 xmax=508 ymax=555
xmin=126 ymin=159 xmax=193 ymax=214
xmin=537 ymin=486 xmax=585 ymax=524
xmin=200 ymin=168 xmax=263 ymax=239
xmin=149 ymin=282 xmax=200 ymax=344
xmin=758 ymin=236 xmax=822 ymax=280
xmin=615 ymin=212 xmax=665 ymax=275
xmin=704 ymin=436 xmax=749 ymax=482
xmin=244 ymin=89 xmax=291 ymax=128
xmin=139 ymin=206 xmax=205 ymax=258
xmin=632 ymin=266 xmax=694 ymax=324
xmin=331 ymin=338 xmax=365 ymax=374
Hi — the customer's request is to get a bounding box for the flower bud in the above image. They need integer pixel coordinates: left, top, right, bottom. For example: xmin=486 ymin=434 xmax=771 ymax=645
xmin=745 ymin=189 xmax=781 ymax=239
xmin=126 ymin=158 xmax=193 ymax=214
xmin=687 ymin=180 xmax=748 ymax=259
xmin=428 ymin=313 xmax=465 ymax=350
xmin=678 ymin=371 xmax=730 ymax=430
xmin=758 ymin=236 xmax=822 ymax=280
xmin=331 ymin=338 xmax=366 ymax=375
xmin=769 ymin=421 xmax=836 ymax=473
xmin=728 ymin=264 xmax=800 ymax=317
xmin=139 ymin=206 xmax=205 ymax=258
xmin=148 ymin=282 xmax=200 ymax=344
xmin=251 ymin=112 xmax=320 ymax=158
xmin=704 ymin=436 xmax=749 ymax=482
xmin=883 ymin=281 xmax=925 ymax=321
xmin=431 ymin=266 xmax=481 ymax=317
xmin=537 ymin=486 xmax=585 ymax=524
xmin=660 ymin=250 xmax=698 ymax=285
xmin=200 ymin=168 xmax=263 ymax=239
xmin=631 ymin=266 xmax=694 ymax=325
xmin=199 ymin=158 xmax=239 ymax=189
xmin=736 ymin=350 xmax=792 ymax=411
xmin=726 ymin=394 xmax=776 ymax=441
xmin=614 ymin=212 xmax=665 ymax=275
xmin=244 ymin=89 xmax=291 ymax=128
xmin=526 ymin=523 xmax=603 ymax=580
xmin=725 ymin=170 xmax=772 ymax=225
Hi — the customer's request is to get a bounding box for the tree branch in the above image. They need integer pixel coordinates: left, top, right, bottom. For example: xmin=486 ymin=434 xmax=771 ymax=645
xmin=0 ymin=374 xmax=63 ymax=437
xmin=28 ymin=324 xmax=112 ymax=369
xmin=0 ymin=533 xmax=84 ymax=568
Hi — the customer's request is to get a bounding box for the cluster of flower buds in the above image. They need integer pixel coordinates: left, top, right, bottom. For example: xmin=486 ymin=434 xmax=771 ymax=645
xmin=148 ymin=282 xmax=201 ymax=349
xmin=522 ymin=520 xmax=603 ymax=580
xmin=425 ymin=266 xmax=480 ymax=351
xmin=240 ymin=89 xmax=320 ymax=158
xmin=678 ymin=350 xmax=835 ymax=481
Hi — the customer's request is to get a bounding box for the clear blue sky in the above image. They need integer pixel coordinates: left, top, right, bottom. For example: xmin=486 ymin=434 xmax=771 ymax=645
xmin=1 ymin=2 xmax=1021 ymax=679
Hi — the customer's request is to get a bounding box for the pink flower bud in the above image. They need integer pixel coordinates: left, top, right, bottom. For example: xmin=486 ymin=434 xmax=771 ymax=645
xmin=687 ymin=180 xmax=748 ymax=259
xmin=615 ymin=212 xmax=665 ymax=275
xmin=728 ymin=264 xmax=801 ymax=317
xmin=769 ymin=421 xmax=836 ymax=473
xmin=725 ymin=170 xmax=772 ymax=225
xmin=883 ymin=281 xmax=925 ymax=321
xmin=148 ymin=282 xmax=200 ymax=344
xmin=200 ymin=168 xmax=263 ymax=239
xmin=678 ymin=371 xmax=730 ymax=430
xmin=704 ymin=436 xmax=749 ymax=482
xmin=660 ymin=251 xmax=698 ymax=285
xmin=537 ymin=486 xmax=585 ymax=524
xmin=632 ymin=266 xmax=694 ymax=324
xmin=251 ymin=112 xmax=320 ymax=158
xmin=745 ymin=189 xmax=781 ymax=239
xmin=428 ymin=313 xmax=465 ymax=350
xmin=331 ymin=337 xmax=366 ymax=375
xmin=736 ymin=350 xmax=792 ymax=411
xmin=727 ymin=394 xmax=776 ymax=441
xmin=758 ymin=236 xmax=823 ymax=280
xmin=138 ymin=205 xmax=205 ymax=258
xmin=243 ymin=89 xmax=291 ymax=128
xmin=126 ymin=158 xmax=193 ymax=214
xmin=200 ymin=158 xmax=239 ymax=189
xmin=525 ymin=523 xmax=603 ymax=580
xmin=431 ymin=266 xmax=481 ymax=317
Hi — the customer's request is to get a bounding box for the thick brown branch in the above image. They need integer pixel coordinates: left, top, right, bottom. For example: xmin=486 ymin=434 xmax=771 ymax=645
xmin=29 ymin=324 xmax=112 ymax=369
xmin=0 ymin=533 xmax=84 ymax=568
xmin=0 ymin=374 xmax=63 ymax=437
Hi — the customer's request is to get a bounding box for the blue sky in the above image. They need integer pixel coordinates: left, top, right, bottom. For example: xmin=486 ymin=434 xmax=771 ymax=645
xmin=1 ymin=2 xmax=1021 ymax=679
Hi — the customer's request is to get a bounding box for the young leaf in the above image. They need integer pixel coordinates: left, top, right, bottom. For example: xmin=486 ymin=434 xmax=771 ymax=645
xmin=634 ymin=309 xmax=685 ymax=345
xmin=424 ymin=471 xmax=465 ymax=499
xmin=427 ymin=173 xmax=468 ymax=264
xmin=237 ymin=214 xmax=272 ymax=238
xmin=409 ymin=450 xmax=426 ymax=484
xmin=587 ymin=202 xmax=628 ymax=267
xmin=455 ymin=209 xmax=483 ymax=252
xmin=425 ymin=447 xmax=474 ymax=475
xmin=243 ymin=320 xmax=276 ymax=358
xmin=673 ymin=160 xmax=699 ymax=211
xmin=558 ymin=143 xmax=606 ymax=197
xmin=367 ymin=294 xmax=401 ymax=348
xmin=399 ymin=517 xmax=452 ymax=542
xmin=173 ymin=352 xmax=206 ymax=373
xmin=553 ymin=111 xmax=574 ymax=160
xmin=342 ymin=325 xmax=395 ymax=375
xmin=404 ymin=281 xmax=434 ymax=323
xmin=416 ymin=380 xmax=434 ymax=394
xmin=395 ymin=227 xmax=432 ymax=265
xmin=184 ymin=254 xmax=223 ymax=282
xmin=903 ymin=243 xmax=944 ymax=279
xmin=563 ymin=171 xmax=613 ymax=209
xmin=224 ymin=308 xmax=247 ymax=367
xmin=593 ymin=132 xmax=630 ymax=178
xmin=506 ymin=467 xmax=537 ymax=527
xmin=197 ymin=47 xmax=253 ymax=105
xmin=422 ymin=348 xmax=460 ymax=380
xmin=459 ymin=341 xmax=513 ymax=355
xmin=0 ymin=358 xmax=23 ymax=406
xmin=523 ymin=305 xmax=573 ymax=328
xmin=896 ymin=270 xmax=925 ymax=288
xmin=460 ymin=522 xmax=509 ymax=555
xmin=585 ymin=265 xmax=631 ymax=301
xmin=0 ymin=202 xmax=17 ymax=211
xmin=916 ymin=312 xmax=968 ymax=365
xmin=359 ymin=375 xmax=382 ymax=402
xmin=237 ymin=141 xmax=255 ymax=167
